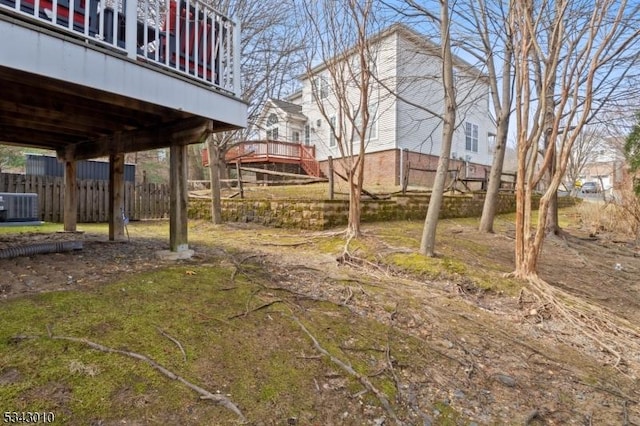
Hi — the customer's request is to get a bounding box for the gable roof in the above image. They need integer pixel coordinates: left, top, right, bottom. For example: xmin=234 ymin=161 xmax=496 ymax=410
xmin=256 ymin=98 xmax=308 ymax=129
xmin=271 ymin=99 xmax=303 ymax=116
xmin=302 ymin=23 xmax=487 ymax=81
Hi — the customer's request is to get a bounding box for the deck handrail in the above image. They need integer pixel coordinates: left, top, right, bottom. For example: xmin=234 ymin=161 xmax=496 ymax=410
xmin=221 ymin=140 xmax=322 ymax=177
xmin=0 ymin=0 xmax=241 ymax=96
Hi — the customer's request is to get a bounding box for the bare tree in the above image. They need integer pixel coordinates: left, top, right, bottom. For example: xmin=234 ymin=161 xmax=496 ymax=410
xmin=299 ymin=0 xmax=379 ymax=238
xmin=565 ymin=126 xmax=606 ymax=194
xmin=436 ymin=0 xmax=514 ymax=234
xmin=418 ymin=0 xmax=457 ymax=256
xmin=383 ymin=0 xmax=491 ymax=256
xmin=510 ymin=0 xmax=640 ymax=278
xmin=206 ymin=0 xmax=305 ymax=223
xmin=468 ymin=0 xmax=514 ymax=233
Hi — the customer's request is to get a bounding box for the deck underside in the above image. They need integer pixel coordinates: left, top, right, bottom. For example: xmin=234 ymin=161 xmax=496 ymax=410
xmin=0 ymin=13 xmax=246 ymax=159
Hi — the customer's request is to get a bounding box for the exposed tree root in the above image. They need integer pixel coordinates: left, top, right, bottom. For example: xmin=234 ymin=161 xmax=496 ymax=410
xmin=37 ymin=328 xmax=246 ymax=422
xmin=290 ymin=314 xmax=402 ymax=425
xmin=523 ymin=276 xmax=640 ymax=370
xmin=336 ymin=251 xmax=391 ymax=277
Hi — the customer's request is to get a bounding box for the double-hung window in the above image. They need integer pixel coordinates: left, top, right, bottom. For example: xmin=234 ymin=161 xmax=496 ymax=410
xmin=465 ymin=122 xmax=478 ymax=152
xmin=304 ymin=124 xmax=310 ymax=145
xmin=266 ymin=113 xmax=279 ymax=140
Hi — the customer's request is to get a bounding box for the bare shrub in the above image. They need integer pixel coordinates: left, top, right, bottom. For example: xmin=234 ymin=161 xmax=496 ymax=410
xmin=576 ymin=178 xmax=640 ymax=243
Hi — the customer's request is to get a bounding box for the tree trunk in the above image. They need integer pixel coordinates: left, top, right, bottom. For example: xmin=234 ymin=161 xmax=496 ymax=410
xmin=479 ymin=112 xmax=510 ymax=233
xmin=514 ymin=136 xmax=531 ymax=277
xmin=545 ymin=190 xmax=559 ymax=235
xmin=188 ymin=145 xmax=205 ymax=181
xmin=207 ymin=140 xmax=223 ymax=224
xmin=347 ymin=168 xmax=361 ymax=238
xmin=420 ymin=0 xmax=455 ymax=257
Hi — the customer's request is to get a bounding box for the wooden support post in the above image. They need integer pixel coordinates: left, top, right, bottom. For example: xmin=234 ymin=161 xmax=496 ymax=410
xmin=108 ymin=152 xmax=126 ymax=241
xmin=235 ymin=160 xmax=244 ymax=199
xmin=170 ymin=143 xmax=189 ymax=252
xmin=328 ymin=156 xmax=334 ymax=200
xmin=63 ymin=160 xmax=77 ymax=232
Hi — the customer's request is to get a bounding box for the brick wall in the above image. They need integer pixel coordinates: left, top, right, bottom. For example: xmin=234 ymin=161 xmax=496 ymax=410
xmin=318 ymin=149 xmax=491 ymax=188
xmin=189 ymin=194 xmax=580 ymax=230
xmin=319 ymin=149 xmax=399 ymax=187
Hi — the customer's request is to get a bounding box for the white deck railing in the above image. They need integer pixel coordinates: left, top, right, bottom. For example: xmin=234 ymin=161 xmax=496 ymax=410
xmin=0 ymin=0 xmax=241 ymax=96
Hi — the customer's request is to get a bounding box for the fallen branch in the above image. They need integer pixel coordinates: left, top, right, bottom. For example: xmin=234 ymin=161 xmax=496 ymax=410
xmin=40 ymin=331 xmax=245 ymax=421
xmin=228 ymin=299 xmax=284 ymax=320
xmin=230 ymin=253 xmax=267 ymax=281
xmin=156 ymin=327 xmax=187 ymax=363
xmin=259 ymin=241 xmax=314 ymax=247
xmin=291 ymin=315 xmax=401 ymax=425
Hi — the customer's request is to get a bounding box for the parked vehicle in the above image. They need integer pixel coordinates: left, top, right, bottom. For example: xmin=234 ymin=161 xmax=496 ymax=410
xmin=581 ymin=182 xmax=599 ymax=193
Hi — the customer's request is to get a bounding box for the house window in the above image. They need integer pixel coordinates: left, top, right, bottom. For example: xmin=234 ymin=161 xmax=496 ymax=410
xmin=488 ymin=133 xmax=496 ymax=154
xmin=267 ymin=113 xmax=278 ymax=125
xmin=266 ymin=127 xmax=278 ymax=140
xmin=465 ymin=122 xmax=478 ymax=152
xmin=329 ymin=116 xmax=336 ymax=147
xmin=304 ymin=124 xmax=310 ymax=145
xmin=314 ymin=76 xmax=329 ymax=99
xmin=266 ymin=113 xmax=279 ymax=140
xmin=352 ymin=52 xmax=378 ymax=77
xmin=293 ymin=131 xmax=300 ymax=142
xmin=354 ymin=105 xmax=378 ymax=142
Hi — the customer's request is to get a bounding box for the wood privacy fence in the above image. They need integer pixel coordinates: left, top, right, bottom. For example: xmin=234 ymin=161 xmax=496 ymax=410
xmin=0 ymin=173 xmax=170 ymax=222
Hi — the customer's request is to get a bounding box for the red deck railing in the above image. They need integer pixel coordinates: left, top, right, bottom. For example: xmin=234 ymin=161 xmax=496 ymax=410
xmin=202 ymin=140 xmax=322 ymax=177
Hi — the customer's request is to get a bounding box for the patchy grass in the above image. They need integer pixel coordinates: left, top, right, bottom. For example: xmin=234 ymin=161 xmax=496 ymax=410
xmin=0 ymin=223 xmax=112 ymax=235
xmin=2 ymin=205 xmax=639 ymax=424
xmin=0 ymin=262 xmax=426 ymax=424
xmin=0 ymin=223 xmax=61 ymax=235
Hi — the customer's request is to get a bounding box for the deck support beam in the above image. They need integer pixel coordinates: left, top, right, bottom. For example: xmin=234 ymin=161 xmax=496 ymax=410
xmin=108 ymin=150 xmax=126 ymax=241
xmin=169 ymin=142 xmax=189 ymax=252
xmin=57 ymin=117 xmax=214 ymax=162
xmin=63 ymin=159 xmax=78 ymax=232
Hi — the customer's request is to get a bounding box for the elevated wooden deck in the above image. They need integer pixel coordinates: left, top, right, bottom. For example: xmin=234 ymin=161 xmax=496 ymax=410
xmin=0 ymin=0 xmax=246 ymax=250
xmin=204 ymin=140 xmax=322 ymax=178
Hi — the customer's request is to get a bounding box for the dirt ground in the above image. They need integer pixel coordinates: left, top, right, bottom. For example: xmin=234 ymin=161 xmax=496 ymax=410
xmin=1 ymin=207 xmax=640 ymax=424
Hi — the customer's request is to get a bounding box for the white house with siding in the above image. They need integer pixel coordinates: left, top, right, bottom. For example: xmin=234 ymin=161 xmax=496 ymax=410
xmin=256 ymin=24 xmax=495 ymax=187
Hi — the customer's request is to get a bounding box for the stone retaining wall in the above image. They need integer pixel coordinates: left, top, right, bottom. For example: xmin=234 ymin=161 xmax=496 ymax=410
xmin=188 ymin=194 xmax=580 ymax=230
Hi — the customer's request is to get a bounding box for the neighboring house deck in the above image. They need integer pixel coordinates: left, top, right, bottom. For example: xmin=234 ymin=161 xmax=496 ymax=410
xmin=203 ymin=140 xmax=322 ymax=178
xmin=0 ymin=0 xmax=247 ymax=251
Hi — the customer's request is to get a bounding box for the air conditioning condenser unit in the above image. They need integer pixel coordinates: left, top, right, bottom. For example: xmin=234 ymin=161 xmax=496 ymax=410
xmin=0 ymin=193 xmax=40 ymax=222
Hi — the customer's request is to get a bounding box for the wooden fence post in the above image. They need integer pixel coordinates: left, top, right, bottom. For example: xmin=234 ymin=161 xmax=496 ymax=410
xmin=236 ymin=161 xmax=244 ymax=199
xmin=328 ymin=156 xmax=334 ymax=201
